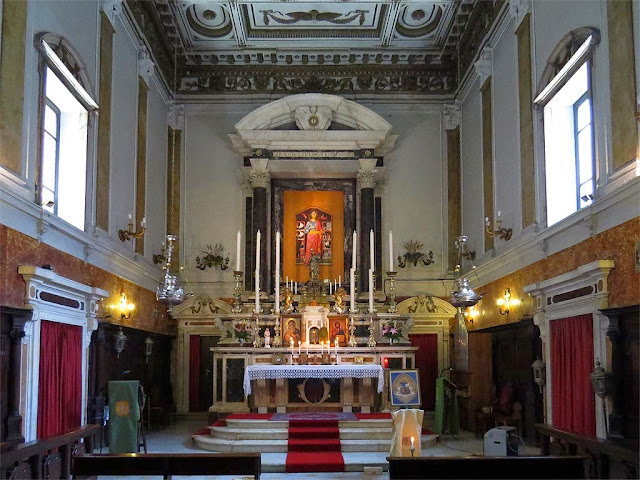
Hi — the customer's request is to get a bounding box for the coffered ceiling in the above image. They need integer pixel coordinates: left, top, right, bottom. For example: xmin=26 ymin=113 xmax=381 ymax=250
xmin=127 ymin=0 xmax=505 ymax=96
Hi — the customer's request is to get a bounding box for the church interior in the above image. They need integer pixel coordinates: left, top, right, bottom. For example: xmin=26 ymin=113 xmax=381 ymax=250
xmin=0 ymin=0 xmax=638 ymax=478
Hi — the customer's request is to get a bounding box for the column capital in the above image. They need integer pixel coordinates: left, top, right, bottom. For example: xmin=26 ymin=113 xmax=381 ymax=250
xmin=138 ymin=46 xmax=155 ymax=86
xmin=357 ymin=169 xmax=377 ymax=189
xmin=509 ymin=0 xmax=531 ymax=28
xmin=249 ymin=164 xmax=271 ymax=189
xmin=474 ymin=47 xmax=493 ymax=87
xmin=443 ymin=101 xmax=461 ymax=130
xmin=100 ymin=0 xmax=123 ymax=28
xmin=168 ymin=104 xmax=185 ymax=130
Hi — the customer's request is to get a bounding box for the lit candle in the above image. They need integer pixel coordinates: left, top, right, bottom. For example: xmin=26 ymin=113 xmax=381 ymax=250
xmin=352 ymin=231 xmax=357 ymax=270
xmin=369 ymin=268 xmax=374 ymax=313
xmin=370 ymin=229 xmax=375 ymax=271
xmin=236 ymin=231 xmax=241 ymax=271
xmin=350 ymin=268 xmax=355 ymax=310
xmin=410 ymin=436 xmax=415 ymax=449
xmin=275 ymin=232 xmax=281 ymax=313
xmin=298 ymin=340 xmax=301 ymax=355
xmin=497 ymin=210 xmax=502 ymax=218
xmin=389 ymin=230 xmax=393 ymax=272
xmin=128 ymin=213 xmax=132 ymax=221
xmin=255 ymin=230 xmax=261 ymax=313
xmin=290 ymin=338 xmax=294 ymax=355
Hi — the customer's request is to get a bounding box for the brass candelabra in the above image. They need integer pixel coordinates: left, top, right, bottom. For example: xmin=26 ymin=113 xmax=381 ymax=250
xmin=387 ymin=271 xmax=397 ymax=313
xmin=231 ymin=271 xmax=243 ymax=313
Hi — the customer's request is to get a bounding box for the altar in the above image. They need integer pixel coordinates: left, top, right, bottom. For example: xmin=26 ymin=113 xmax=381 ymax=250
xmin=211 ymin=344 xmax=417 ymax=414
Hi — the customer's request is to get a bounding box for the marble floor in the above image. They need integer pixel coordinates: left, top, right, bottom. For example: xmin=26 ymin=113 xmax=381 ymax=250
xmin=96 ymin=414 xmax=540 ymax=479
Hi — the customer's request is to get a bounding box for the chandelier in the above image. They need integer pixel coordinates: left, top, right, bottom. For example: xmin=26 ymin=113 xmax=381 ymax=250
xmin=156 ymin=234 xmax=188 ymax=313
xmin=449 ymin=235 xmax=482 ymax=308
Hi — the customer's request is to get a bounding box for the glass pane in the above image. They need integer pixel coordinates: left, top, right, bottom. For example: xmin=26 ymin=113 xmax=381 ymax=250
xmin=576 ymin=98 xmax=591 ymax=131
xmin=44 ymin=105 xmax=58 ymax=136
xmin=577 ymin=128 xmax=593 ymax=184
xmin=42 ymin=135 xmax=57 ymax=189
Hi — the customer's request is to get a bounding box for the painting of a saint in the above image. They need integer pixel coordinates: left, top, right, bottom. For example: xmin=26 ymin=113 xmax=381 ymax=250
xmin=296 ymin=208 xmax=332 ymax=265
xmin=283 ymin=318 xmax=301 ymax=346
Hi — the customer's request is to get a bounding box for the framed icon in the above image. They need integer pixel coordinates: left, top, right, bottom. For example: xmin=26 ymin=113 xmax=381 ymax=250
xmin=389 ymin=369 xmax=421 ymax=407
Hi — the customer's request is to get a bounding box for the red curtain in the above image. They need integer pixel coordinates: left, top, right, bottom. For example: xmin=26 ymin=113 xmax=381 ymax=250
xmin=189 ymin=335 xmax=200 ymax=412
xmin=37 ymin=320 xmax=82 ymax=438
xmin=409 ymin=334 xmax=438 ymax=410
xmin=550 ymin=314 xmax=596 ymax=436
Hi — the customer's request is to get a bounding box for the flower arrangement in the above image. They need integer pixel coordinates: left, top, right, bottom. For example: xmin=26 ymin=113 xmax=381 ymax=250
xmin=233 ymin=320 xmax=251 ymax=342
xmin=381 ymin=320 xmax=402 ymax=342
xmin=195 ymin=243 xmax=230 ymax=270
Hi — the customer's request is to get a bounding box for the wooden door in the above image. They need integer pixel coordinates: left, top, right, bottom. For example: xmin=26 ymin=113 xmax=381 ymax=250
xmin=199 ymin=336 xmax=219 ymax=411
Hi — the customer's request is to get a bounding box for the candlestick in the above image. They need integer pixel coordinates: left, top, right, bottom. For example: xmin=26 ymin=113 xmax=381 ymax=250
xmin=275 ymin=232 xmax=281 ymax=313
xmin=232 ymin=271 xmax=243 ymax=314
xmin=389 ymin=231 xmax=393 ymax=272
xmin=368 ymin=269 xmax=374 ymax=313
xmin=236 ymin=231 xmax=241 ymax=271
xmin=348 ymin=317 xmax=358 ymax=347
xmin=352 ymin=231 xmax=357 ymax=269
xmin=387 ymin=271 xmax=398 ymax=313
xmin=369 ymin=229 xmax=375 ymax=271
xmin=410 ymin=436 xmax=415 ymax=457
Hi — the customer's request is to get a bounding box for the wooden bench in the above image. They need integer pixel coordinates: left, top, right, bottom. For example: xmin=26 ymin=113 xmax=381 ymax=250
xmin=72 ymin=453 xmax=261 ymax=480
xmin=387 ymin=455 xmax=585 ymax=479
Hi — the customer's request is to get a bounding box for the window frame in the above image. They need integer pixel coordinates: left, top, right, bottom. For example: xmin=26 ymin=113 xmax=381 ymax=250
xmin=41 ymin=98 xmax=62 ymax=215
xmin=34 ymin=34 xmax=98 ymax=232
xmin=572 ymin=90 xmax=595 ymax=210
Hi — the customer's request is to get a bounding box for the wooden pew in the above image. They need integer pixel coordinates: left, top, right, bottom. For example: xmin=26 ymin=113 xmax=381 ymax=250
xmin=387 ymin=455 xmax=585 ymax=479
xmin=72 ymin=453 xmax=261 ymax=480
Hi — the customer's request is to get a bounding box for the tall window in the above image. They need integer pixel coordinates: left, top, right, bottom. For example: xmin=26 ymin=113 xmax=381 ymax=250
xmin=536 ymin=34 xmax=596 ymax=227
xmin=37 ymin=38 xmax=97 ymax=231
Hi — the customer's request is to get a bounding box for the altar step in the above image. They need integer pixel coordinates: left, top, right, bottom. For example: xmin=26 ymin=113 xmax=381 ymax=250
xmin=192 ymin=416 xmax=438 ymax=454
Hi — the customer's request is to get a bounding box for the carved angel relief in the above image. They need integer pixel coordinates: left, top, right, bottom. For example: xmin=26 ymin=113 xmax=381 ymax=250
xmin=295 ymin=106 xmax=332 ymax=131
xmin=408 ymin=294 xmax=437 ymax=314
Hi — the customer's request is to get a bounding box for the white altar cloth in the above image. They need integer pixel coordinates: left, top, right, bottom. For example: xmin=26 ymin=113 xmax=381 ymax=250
xmin=243 ymin=364 xmax=385 ymax=397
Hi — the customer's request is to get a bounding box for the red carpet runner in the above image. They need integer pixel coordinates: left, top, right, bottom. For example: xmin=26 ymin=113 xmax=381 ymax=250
xmin=285 ymin=420 xmax=345 ymax=472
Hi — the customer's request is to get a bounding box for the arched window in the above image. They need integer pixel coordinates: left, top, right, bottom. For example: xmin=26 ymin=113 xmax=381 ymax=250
xmin=534 ymin=28 xmax=600 ymax=227
xmin=35 ymin=33 xmax=98 ymax=231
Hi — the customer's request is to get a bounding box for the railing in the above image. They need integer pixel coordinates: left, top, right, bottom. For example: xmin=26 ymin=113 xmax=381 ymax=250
xmin=536 ymin=424 xmax=639 ymax=479
xmin=72 ymin=453 xmax=261 ymax=479
xmin=0 ymin=425 xmax=99 ymax=480
xmin=386 ymin=456 xmax=585 ymax=479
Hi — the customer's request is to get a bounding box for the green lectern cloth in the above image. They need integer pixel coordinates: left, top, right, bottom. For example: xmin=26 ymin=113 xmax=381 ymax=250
xmin=433 ymin=377 xmax=445 ymax=434
xmin=108 ymin=381 xmax=140 ymax=453
xmin=433 ymin=378 xmax=460 ymax=435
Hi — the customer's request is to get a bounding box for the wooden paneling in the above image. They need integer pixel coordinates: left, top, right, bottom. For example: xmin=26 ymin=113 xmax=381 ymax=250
xmin=468 ymin=332 xmax=492 ymax=432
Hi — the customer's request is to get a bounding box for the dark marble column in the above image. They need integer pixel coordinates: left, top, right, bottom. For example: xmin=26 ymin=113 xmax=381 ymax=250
xmin=4 ymin=307 xmax=31 ymax=445
xmin=357 ymin=168 xmax=376 ymax=292
xmin=249 ymin=163 xmax=270 ymax=295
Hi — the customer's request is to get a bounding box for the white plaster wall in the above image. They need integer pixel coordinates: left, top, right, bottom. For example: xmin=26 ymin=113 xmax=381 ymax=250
xmin=380 ymin=107 xmax=443 ymax=278
xmin=109 ymin=19 xmax=139 ymax=246
xmin=491 ymin=17 xmax=523 ymax=238
xmin=145 ymin=81 xmax=168 ymax=258
xmin=460 ymin=80 xmax=485 ymax=256
xmin=182 ymin=108 xmax=248 ymax=290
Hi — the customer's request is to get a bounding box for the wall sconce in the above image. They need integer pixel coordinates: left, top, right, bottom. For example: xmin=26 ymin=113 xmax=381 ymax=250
xmin=485 ymin=211 xmax=512 ymax=241
xmin=144 ymin=336 xmax=154 ymax=363
xmin=114 ymin=326 xmax=127 ymax=358
xmin=118 ymin=214 xmax=146 ymax=242
xmin=531 ymin=358 xmax=546 ymax=392
xmin=464 ymin=306 xmax=480 ymax=324
xmin=496 ymin=288 xmax=520 ymax=315
xmin=152 ymin=242 xmax=167 ymax=265
xmin=111 ymin=290 xmax=135 ymax=320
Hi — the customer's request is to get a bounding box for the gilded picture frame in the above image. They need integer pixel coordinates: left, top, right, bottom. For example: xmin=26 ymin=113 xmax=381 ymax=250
xmin=389 ymin=369 xmax=421 ymax=407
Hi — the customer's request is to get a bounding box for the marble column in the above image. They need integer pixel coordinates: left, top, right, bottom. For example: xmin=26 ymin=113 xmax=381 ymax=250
xmin=249 ymin=160 xmax=270 ymax=293
xmin=357 ymin=162 xmax=376 ymax=293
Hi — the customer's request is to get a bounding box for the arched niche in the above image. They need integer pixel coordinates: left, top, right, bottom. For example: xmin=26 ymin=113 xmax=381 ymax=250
xmin=229 ymin=93 xmax=398 ymax=156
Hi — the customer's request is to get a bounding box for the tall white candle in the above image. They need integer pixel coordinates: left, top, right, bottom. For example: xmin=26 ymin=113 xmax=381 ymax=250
xmin=236 ymin=231 xmax=241 ymax=271
xmin=255 ymin=230 xmax=261 ymax=313
xmin=329 ymin=282 xmax=332 ymax=295
xmin=370 ymin=229 xmax=375 ymax=271
xmin=369 ymin=268 xmax=374 ymax=313
xmin=352 ymin=231 xmax=357 ymax=270
xmin=334 ymin=279 xmax=337 ymax=292
xmin=275 ymin=232 xmax=281 ymax=313
xmin=389 ymin=230 xmax=394 ymax=272
xmin=294 ymin=282 xmax=297 ymax=295
xmin=338 ymin=275 xmax=341 ymax=287
xmin=350 ymin=268 xmax=355 ymax=309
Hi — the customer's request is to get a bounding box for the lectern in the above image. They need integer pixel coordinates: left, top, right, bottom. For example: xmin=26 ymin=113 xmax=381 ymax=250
xmin=433 ymin=377 xmax=459 ymax=435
